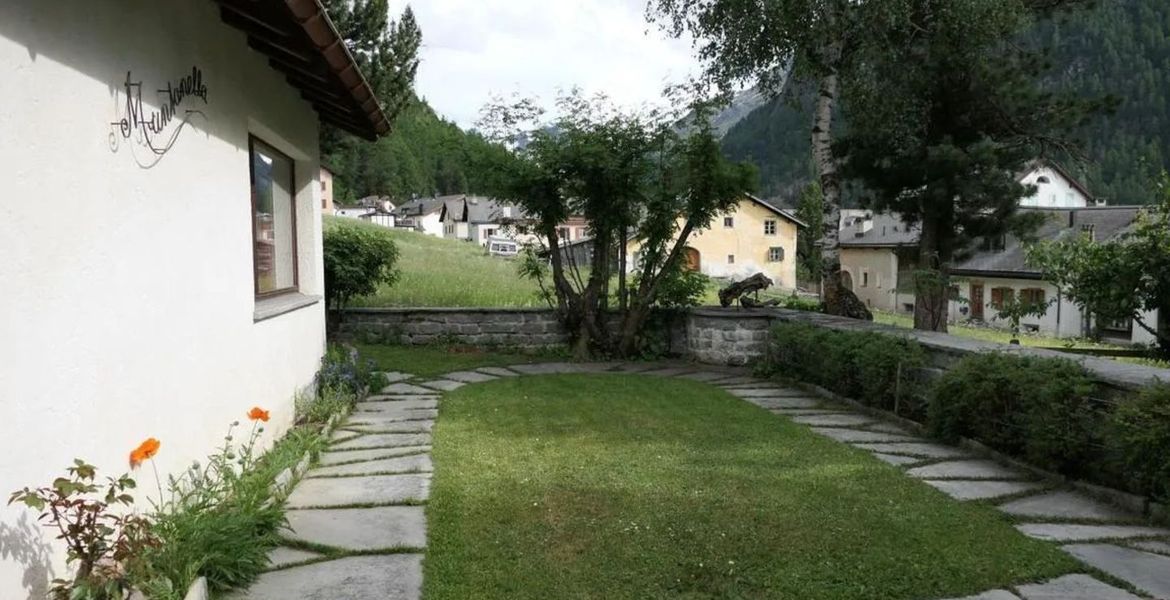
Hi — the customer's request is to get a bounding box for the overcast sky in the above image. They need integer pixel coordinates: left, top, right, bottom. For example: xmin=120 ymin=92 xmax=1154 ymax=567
xmin=386 ymin=0 xmax=702 ymax=128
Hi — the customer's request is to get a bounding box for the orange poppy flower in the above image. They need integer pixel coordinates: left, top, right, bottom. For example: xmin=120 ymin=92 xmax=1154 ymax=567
xmin=129 ymin=438 xmax=161 ymax=469
xmin=247 ymin=407 xmax=270 ymax=422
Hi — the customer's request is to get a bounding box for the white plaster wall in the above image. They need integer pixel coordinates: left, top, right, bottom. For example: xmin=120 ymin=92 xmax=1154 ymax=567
xmin=840 ymin=248 xmax=900 ymax=312
xmin=1019 ymin=166 xmax=1090 ymax=208
xmin=419 ymin=212 xmax=444 ymax=237
xmin=0 ymin=3 xmax=326 ymax=597
xmin=948 ymin=278 xmax=1074 ymax=337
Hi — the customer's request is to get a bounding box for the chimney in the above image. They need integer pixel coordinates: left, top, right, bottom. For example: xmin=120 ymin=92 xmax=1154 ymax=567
xmin=854 ymin=214 xmax=874 ymax=237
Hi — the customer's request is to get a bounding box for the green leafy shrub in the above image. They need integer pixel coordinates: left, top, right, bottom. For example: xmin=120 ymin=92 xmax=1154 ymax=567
xmin=928 ymin=353 xmax=1102 ymax=476
xmin=1110 ymin=382 xmax=1170 ymax=501
xmin=323 ymin=217 xmax=400 ymax=310
xmin=763 ymin=322 xmax=926 ymax=417
xmin=778 ymin=293 xmax=822 ymax=312
xmin=645 ymin=266 xmax=710 ymax=308
xmin=318 ymin=345 xmax=384 ymax=398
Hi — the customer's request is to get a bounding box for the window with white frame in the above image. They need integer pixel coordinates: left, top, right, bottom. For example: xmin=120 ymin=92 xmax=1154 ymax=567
xmin=250 ymin=137 xmax=297 ymax=296
xmin=764 ymin=220 xmax=777 ymax=235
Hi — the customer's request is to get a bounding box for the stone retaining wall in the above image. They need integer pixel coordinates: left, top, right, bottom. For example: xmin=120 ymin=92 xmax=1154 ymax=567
xmin=338 ymin=306 xmax=1170 ymax=391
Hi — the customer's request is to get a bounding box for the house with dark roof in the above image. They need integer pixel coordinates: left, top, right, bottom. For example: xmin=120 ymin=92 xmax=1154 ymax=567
xmin=839 ymin=205 xmax=1158 ymax=345
xmin=438 ymin=195 xmax=534 ymax=246
xmin=0 ymin=1 xmax=388 ymax=593
xmin=392 ymin=196 xmax=449 ymax=237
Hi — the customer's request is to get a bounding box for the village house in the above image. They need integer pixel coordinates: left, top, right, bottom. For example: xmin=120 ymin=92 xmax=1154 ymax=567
xmin=438 ymin=195 xmax=535 ymax=246
xmin=838 ymin=162 xmax=1158 ymax=344
xmin=319 ymin=166 xmax=336 ymax=215
xmin=392 ymin=196 xmax=447 ymax=237
xmin=0 ymin=1 xmax=388 ymax=596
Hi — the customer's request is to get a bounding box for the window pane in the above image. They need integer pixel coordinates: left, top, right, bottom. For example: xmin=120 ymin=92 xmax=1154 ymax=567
xmin=252 ymin=140 xmax=296 ymax=294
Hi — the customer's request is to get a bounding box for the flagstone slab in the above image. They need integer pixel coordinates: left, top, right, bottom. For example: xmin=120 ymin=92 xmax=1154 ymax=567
xmin=363 ymin=394 xmax=441 ymax=402
xmin=790 ymin=413 xmax=876 ymax=427
xmin=347 ymin=410 xmax=438 ymax=424
xmin=266 ymin=546 xmax=322 ymax=570
xmin=284 ymin=506 xmax=426 ymax=551
xmin=439 ymin=371 xmax=499 ymax=383
xmin=476 ymin=366 xmax=520 ymax=377
xmin=728 ymin=388 xmax=811 ymax=398
xmin=1062 ymin=544 xmax=1170 ymax=599
xmin=605 ymin=363 xmax=660 ymax=373
xmin=355 ymin=400 xmax=437 ymax=413
xmin=285 ymin=474 xmax=430 ymax=508
xmin=872 ymin=452 xmax=925 ymax=466
xmin=712 ymin=376 xmax=767 ymax=386
xmin=907 ymin=460 xmax=1030 ymax=481
xmin=1015 ymin=574 xmax=1141 ymax=600
xmin=751 ymin=397 xmax=822 ymax=409
xmin=226 ymin=554 xmax=422 ymax=600
xmin=331 ymin=433 xmax=431 ymax=451
xmin=343 ymin=420 xmax=434 ymax=434
xmin=379 ymin=372 xmax=413 ymax=384
xmin=862 ymin=422 xmax=918 ymax=435
xmin=998 ymin=491 xmax=1133 ymax=522
xmin=318 ymin=446 xmax=431 ymax=466
xmin=640 ymin=367 xmax=696 ymax=377
xmin=1015 ymin=523 xmax=1170 ymax=542
xmin=417 ymin=379 xmax=464 ymax=392
xmin=310 ymin=453 xmax=433 ymax=477
xmin=381 ymin=383 xmax=437 ymax=395
xmin=1130 ymin=540 xmax=1170 ymax=555
xmin=810 ymin=427 xmax=919 ymax=444
xmin=923 ymin=480 xmax=1044 ymax=501
xmin=508 ymin=363 xmax=585 ymax=374
xmin=852 ymin=442 xmax=970 ymax=459
xmin=676 ymin=371 xmax=736 ymax=382
xmin=939 ymin=591 xmax=1020 ymax=600
xmin=771 ymin=409 xmax=839 ymax=416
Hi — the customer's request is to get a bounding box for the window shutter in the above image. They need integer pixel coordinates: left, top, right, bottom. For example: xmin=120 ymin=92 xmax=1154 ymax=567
xmin=991 ymin=288 xmax=1003 ymax=309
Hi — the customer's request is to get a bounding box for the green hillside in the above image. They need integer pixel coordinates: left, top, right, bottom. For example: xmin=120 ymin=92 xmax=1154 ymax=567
xmin=721 ymin=0 xmax=1170 ymax=203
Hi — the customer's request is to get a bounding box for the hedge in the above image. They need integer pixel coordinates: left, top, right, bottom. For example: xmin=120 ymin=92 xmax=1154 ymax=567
xmin=762 ymin=321 xmax=1170 ymax=504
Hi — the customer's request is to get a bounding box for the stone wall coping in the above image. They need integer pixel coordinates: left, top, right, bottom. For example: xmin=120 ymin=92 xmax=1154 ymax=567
xmin=343 ymin=306 xmax=554 ymax=315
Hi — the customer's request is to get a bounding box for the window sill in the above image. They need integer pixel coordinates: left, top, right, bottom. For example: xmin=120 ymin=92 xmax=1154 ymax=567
xmin=254 ymin=292 xmax=321 ymax=323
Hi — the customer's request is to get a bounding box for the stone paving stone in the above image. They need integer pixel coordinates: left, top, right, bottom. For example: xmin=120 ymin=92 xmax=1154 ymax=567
xmin=771 ymin=409 xmax=839 ymax=416
xmin=417 ymin=379 xmax=465 ymax=392
xmin=380 ymin=372 xmax=413 ymax=384
xmin=285 ymin=474 xmax=430 ymax=508
xmin=809 ymin=427 xmax=919 ymax=444
xmin=727 ymin=388 xmax=811 ymax=398
xmin=861 ymin=421 xmax=918 ymax=435
xmin=225 ymin=554 xmax=422 ymax=600
xmin=355 ymin=399 xmax=437 ymax=413
xmin=750 ymin=397 xmax=822 ymax=409
xmin=676 ymin=371 xmax=736 ymax=382
xmin=872 ymin=452 xmax=924 ymax=466
xmin=906 ymin=460 xmax=1029 ymax=480
xmin=574 ymin=362 xmax=621 ymax=373
xmin=476 ymin=366 xmax=520 ymax=377
xmin=852 ymin=442 xmax=970 ymax=459
xmin=1130 ymin=540 xmax=1170 ymax=555
xmin=923 ymin=480 xmax=1044 ymax=501
xmin=508 ymin=362 xmax=584 ymax=374
xmin=310 ymin=454 xmax=433 ymax=477
xmin=328 ymin=430 xmax=361 ymax=444
xmin=711 ymin=376 xmax=766 ymax=386
xmin=605 ymin=363 xmax=661 ymax=373
xmin=363 ymin=394 xmax=441 ymax=402
xmin=440 ymin=371 xmax=498 ymax=383
xmin=998 ymin=491 xmax=1134 ymax=522
xmin=1062 ymin=543 xmax=1170 ymax=599
xmin=939 ymin=591 xmax=1020 ymax=600
xmin=639 ymin=366 xmax=697 ymax=377
xmin=318 ymin=446 xmax=431 ymax=466
xmin=266 ymin=546 xmax=322 ymax=570
xmin=284 ymin=506 xmax=427 ymax=550
xmin=1015 ymin=574 xmax=1142 ymax=600
xmin=348 ymin=409 xmax=438 ymax=424
xmin=381 ymin=382 xmax=437 ymax=395
xmin=331 ymin=433 xmax=431 ymax=451
xmin=790 ymin=413 xmax=877 ymax=427
xmin=343 ymin=420 xmax=434 ymax=434
xmin=1015 ymin=523 xmax=1170 ymax=542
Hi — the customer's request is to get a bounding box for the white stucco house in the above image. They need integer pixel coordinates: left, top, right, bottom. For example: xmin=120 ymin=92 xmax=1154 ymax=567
xmin=438 ymin=195 xmax=534 ymax=246
xmin=0 ymin=1 xmax=389 ymax=597
xmin=393 ymin=196 xmax=447 ymax=237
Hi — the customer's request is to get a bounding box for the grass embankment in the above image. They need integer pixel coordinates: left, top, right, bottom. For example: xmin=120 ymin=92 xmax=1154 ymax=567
xmin=424 ymin=375 xmax=1077 ymax=600
xmin=356 ymin=343 xmax=561 ymax=378
xmin=351 ymin=227 xmax=545 ymax=307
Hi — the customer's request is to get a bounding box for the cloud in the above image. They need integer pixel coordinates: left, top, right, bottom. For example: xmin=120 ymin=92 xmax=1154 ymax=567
xmin=387 ymin=0 xmax=700 ymax=128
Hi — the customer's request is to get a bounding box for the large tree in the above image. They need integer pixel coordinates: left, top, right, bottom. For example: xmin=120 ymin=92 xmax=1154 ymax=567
xmin=481 ymin=92 xmax=755 ymax=358
xmin=649 ymin=0 xmax=871 ymax=317
xmin=837 ymin=0 xmax=1105 ymax=331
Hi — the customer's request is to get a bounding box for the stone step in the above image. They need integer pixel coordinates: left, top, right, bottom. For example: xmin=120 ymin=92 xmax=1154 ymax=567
xmin=790 ymin=413 xmax=877 ymax=428
xmin=285 ymin=474 xmax=430 ymax=508
xmin=331 ymin=433 xmax=432 ymax=451
xmin=318 ymin=446 xmax=431 ymax=467
xmin=380 ymin=383 xmax=439 ymax=395
xmin=1062 ymin=544 xmax=1170 ymax=600
xmin=310 ymin=453 xmax=433 ymax=478
xmin=440 ymin=370 xmax=499 ymax=383
xmin=1016 ymin=523 xmax=1170 ymax=543
xmin=417 ymin=379 xmax=465 ymax=392
xmin=851 ymin=442 xmax=969 ymax=459
xmin=810 ymin=427 xmax=920 ymax=444
xmin=907 ymin=460 xmax=1030 ymax=481
xmin=923 ymin=480 xmax=1044 ymax=501
xmin=225 ymin=555 xmax=422 ymax=600
xmin=1015 ymin=573 xmax=1142 ymax=600
xmin=284 ymin=506 xmax=426 ymax=551
xmin=998 ymin=491 xmax=1136 ymax=522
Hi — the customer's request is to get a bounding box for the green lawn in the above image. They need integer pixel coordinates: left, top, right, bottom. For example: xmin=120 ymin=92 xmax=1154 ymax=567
xmin=424 ymin=375 xmax=1077 ymax=600
xmin=356 ymin=343 xmax=562 ymax=378
xmin=352 ymin=228 xmax=545 ymax=308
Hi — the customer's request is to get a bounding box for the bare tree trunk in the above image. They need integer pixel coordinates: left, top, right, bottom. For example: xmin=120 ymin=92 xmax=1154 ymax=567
xmin=813 ymin=70 xmax=842 ymax=281
xmin=913 ymin=212 xmax=950 ymax=332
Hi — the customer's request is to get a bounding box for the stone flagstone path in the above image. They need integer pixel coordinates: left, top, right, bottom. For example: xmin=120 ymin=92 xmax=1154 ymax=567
xmin=229 ymin=361 xmax=1170 ymax=600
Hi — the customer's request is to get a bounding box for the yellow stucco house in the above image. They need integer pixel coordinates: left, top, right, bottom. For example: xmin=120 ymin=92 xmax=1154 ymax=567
xmin=627 ymin=194 xmax=805 ymax=290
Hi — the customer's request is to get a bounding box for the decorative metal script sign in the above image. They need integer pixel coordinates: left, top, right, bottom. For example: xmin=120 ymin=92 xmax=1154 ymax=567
xmin=109 ymin=66 xmax=207 ymax=164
